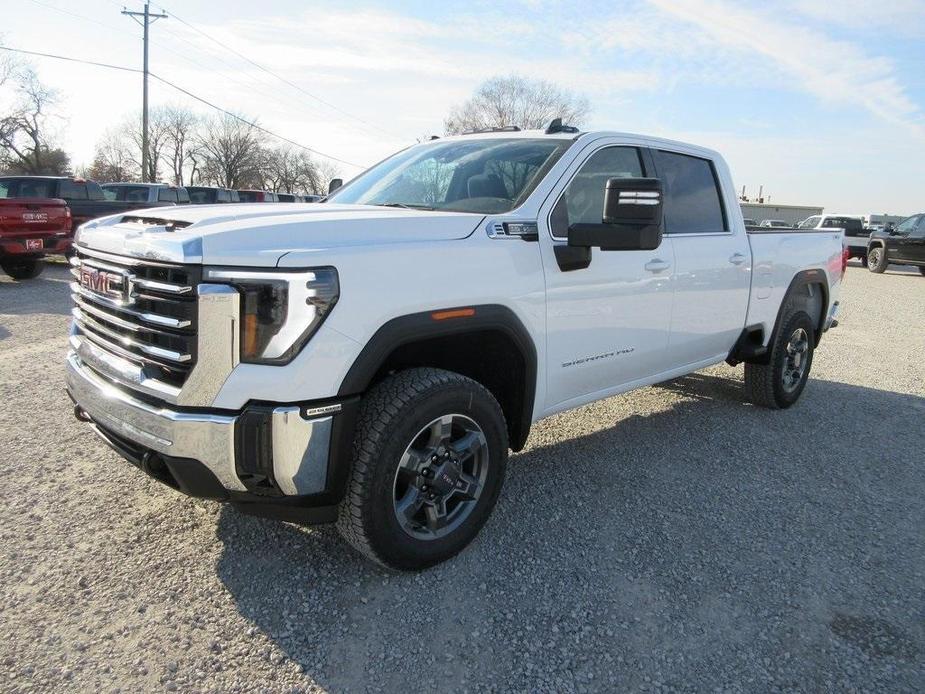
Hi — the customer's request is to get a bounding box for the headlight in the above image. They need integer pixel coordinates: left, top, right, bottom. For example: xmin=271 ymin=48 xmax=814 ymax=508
xmin=205 ymin=267 xmax=339 ymax=364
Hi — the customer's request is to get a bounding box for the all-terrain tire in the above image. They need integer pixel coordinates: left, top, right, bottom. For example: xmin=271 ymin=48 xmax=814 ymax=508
xmin=337 ymin=367 xmax=508 ymax=570
xmin=1 ymin=259 xmax=44 ymax=280
xmin=744 ymin=310 xmax=815 ymax=409
xmin=867 ymin=245 xmax=888 ymax=273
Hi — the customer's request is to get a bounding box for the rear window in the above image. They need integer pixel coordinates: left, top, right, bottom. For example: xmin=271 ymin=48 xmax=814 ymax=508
xmin=104 ymin=185 xmax=151 ymax=202
xmin=177 ymin=188 xmax=190 ymax=203
xmin=822 ymin=217 xmax=862 ymax=233
xmin=187 ymin=187 xmax=216 ymax=203
xmin=157 ymin=187 xmax=179 ymax=202
xmin=59 ymin=180 xmax=89 ymax=200
xmin=238 ymin=191 xmax=260 ymax=202
xmin=652 ymin=150 xmax=726 ymax=234
xmin=0 ymin=178 xmax=58 ymax=198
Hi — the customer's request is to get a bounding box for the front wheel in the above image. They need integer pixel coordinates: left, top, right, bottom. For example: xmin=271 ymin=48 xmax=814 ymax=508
xmin=867 ymin=245 xmax=888 ymax=273
xmin=1 ymin=259 xmax=44 ymax=280
xmin=744 ymin=311 xmax=815 ymax=409
xmin=337 ymin=368 xmax=508 ymax=570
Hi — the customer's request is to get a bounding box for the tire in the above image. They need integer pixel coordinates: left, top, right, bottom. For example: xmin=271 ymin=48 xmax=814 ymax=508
xmin=1 ymin=259 xmax=44 ymax=280
xmin=918 ymin=267 xmax=925 ymax=277
xmin=744 ymin=310 xmax=815 ymax=409
xmin=860 ymin=254 xmax=868 ymax=268
xmin=337 ymin=367 xmax=508 ymax=570
xmin=867 ymin=245 xmax=888 ymax=273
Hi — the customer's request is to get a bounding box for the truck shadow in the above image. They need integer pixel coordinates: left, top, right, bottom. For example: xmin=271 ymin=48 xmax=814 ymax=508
xmin=213 ymin=373 xmax=925 ymax=690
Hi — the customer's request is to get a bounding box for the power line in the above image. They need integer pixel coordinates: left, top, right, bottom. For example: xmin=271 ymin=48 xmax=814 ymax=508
xmin=0 ymin=45 xmax=365 ymax=169
xmin=150 ymin=2 xmax=401 ymax=140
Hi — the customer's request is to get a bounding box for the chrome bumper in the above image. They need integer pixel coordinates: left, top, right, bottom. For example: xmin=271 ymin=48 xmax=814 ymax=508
xmin=65 ymin=351 xmax=335 ymax=496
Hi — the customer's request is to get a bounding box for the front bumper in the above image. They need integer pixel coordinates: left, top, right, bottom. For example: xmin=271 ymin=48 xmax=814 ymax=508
xmin=65 ymin=351 xmax=355 ymax=522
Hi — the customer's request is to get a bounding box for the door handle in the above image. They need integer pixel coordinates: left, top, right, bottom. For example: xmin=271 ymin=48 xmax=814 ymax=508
xmin=729 ymin=252 xmax=747 ymax=265
xmin=644 ymin=259 xmax=671 ymax=273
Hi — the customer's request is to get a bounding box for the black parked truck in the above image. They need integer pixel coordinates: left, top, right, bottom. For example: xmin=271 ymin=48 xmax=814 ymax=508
xmin=867 ymin=213 xmax=925 ymax=275
xmin=0 ymin=176 xmax=176 ymax=232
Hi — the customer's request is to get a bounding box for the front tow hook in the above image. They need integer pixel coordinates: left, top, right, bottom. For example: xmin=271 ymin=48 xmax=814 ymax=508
xmin=73 ymin=404 xmax=92 ymax=423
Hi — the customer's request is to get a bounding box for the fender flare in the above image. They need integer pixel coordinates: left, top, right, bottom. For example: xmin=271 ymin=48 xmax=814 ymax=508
xmin=769 ymin=269 xmax=830 ymax=350
xmin=338 ymin=304 xmax=538 ymax=450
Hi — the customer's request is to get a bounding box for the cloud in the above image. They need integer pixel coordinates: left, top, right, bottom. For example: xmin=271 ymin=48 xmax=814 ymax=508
xmin=646 ymin=0 xmax=925 ymax=139
xmin=788 ymin=0 xmax=925 ymax=35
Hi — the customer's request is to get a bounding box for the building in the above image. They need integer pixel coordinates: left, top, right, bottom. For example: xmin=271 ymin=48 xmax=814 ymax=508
xmin=739 ymin=202 xmax=823 ymax=226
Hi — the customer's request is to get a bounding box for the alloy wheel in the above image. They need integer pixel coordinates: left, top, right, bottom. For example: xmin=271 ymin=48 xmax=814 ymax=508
xmin=392 ymin=414 xmax=489 ymax=540
xmin=782 ymin=327 xmax=810 ymax=393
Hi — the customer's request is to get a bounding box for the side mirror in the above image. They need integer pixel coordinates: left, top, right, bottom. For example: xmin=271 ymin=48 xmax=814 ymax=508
xmin=568 ymin=177 xmax=663 ymax=251
xmin=328 ymin=178 xmax=343 ymax=194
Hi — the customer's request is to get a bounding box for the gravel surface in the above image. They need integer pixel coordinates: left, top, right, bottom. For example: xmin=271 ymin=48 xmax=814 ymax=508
xmin=1 ymin=261 xmax=923 ymax=692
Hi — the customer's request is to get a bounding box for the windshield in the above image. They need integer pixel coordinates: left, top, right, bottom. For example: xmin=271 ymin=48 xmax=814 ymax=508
xmin=328 ymin=138 xmax=573 ymax=214
xmin=102 ymin=185 xmax=151 ymax=202
xmin=0 ymin=178 xmax=57 ymax=198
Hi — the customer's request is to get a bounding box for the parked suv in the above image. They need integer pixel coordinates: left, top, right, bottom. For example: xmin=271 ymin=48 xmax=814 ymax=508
xmin=66 ymin=126 xmax=845 ymax=569
xmin=867 ymin=213 xmax=925 ymax=275
xmin=102 ymin=183 xmax=191 ymax=205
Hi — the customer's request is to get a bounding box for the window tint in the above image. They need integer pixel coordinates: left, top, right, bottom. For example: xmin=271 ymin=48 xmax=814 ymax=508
xmin=551 ymin=147 xmax=644 ymax=238
xmin=652 ymin=150 xmax=726 ymax=234
xmin=0 ymin=178 xmax=57 ymax=198
xmin=59 ymin=180 xmax=88 ymax=200
xmin=88 ymin=182 xmax=105 ymax=201
xmin=157 ymin=187 xmax=179 ymax=202
xmin=896 ymin=215 xmax=919 ymax=233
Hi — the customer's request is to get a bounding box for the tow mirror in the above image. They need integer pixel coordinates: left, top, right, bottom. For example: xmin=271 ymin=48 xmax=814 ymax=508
xmin=328 ymin=178 xmax=343 ymax=194
xmin=568 ymin=177 xmax=663 ymax=251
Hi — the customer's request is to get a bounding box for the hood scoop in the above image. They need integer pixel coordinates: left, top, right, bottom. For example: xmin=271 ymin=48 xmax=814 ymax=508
xmin=120 ymin=215 xmax=193 ymax=232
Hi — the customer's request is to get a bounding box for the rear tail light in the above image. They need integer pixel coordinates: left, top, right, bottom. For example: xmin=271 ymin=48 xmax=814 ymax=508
xmin=841 ymin=247 xmax=849 ymax=276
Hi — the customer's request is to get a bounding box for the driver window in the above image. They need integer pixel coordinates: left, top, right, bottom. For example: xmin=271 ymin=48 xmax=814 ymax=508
xmin=551 ymin=147 xmax=643 ymax=239
xmin=896 ymin=216 xmax=919 ymax=234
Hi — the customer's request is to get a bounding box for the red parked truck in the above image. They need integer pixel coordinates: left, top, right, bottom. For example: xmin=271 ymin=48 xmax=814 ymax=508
xmin=0 ymin=197 xmax=72 ymax=279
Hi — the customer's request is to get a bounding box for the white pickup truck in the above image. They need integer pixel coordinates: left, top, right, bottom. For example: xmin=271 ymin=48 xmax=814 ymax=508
xmin=66 ymin=123 xmax=846 ymax=569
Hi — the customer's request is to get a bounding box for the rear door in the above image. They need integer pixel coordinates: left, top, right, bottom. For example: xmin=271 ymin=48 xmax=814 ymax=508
xmin=539 ymin=141 xmax=675 ymax=411
xmin=651 ymin=148 xmax=751 ymax=365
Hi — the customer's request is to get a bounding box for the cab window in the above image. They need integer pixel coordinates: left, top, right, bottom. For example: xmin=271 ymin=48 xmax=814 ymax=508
xmin=652 ymin=150 xmax=726 ymax=234
xmin=59 ymin=180 xmax=89 ymax=200
xmin=799 ymin=216 xmax=821 ymax=229
xmin=896 ymin=215 xmax=919 ymax=233
xmin=551 ymin=147 xmax=644 ymax=239
xmin=157 ymin=187 xmax=179 ymax=202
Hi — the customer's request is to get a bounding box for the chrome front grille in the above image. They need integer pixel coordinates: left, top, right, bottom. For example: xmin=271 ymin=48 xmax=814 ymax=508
xmin=70 ymin=248 xmax=200 ymax=389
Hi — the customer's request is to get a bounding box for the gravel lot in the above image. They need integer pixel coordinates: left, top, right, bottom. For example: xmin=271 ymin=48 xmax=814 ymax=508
xmin=1 ymin=260 xmax=923 ymax=693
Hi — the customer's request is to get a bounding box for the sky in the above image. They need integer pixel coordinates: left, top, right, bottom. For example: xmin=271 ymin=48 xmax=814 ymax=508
xmin=3 ymin=0 xmax=924 ymax=214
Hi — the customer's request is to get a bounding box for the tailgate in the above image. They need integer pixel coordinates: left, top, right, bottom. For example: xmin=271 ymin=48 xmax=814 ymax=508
xmin=0 ymin=198 xmax=70 ymax=237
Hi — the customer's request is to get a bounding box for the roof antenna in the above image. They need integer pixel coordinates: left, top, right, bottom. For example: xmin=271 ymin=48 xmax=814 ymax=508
xmin=545 ymin=118 xmax=579 ymax=134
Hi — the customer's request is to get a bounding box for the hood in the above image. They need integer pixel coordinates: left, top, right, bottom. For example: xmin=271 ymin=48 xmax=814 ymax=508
xmin=75 ymin=203 xmax=484 ymax=266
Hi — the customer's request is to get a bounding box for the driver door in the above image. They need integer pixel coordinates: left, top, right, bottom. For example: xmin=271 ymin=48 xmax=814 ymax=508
xmin=538 ymin=142 xmax=675 ymax=413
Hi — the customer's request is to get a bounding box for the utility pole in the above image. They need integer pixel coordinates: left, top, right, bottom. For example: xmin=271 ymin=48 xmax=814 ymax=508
xmin=122 ymin=2 xmax=167 ymax=182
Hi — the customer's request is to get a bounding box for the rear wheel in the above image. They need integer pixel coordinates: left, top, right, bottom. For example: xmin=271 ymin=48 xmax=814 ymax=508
xmin=867 ymin=245 xmax=888 ymax=273
xmin=918 ymin=267 xmax=925 ymax=277
xmin=745 ymin=311 xmax=815 ymax=409
xmin=337 ymin=368 xmax=508 ymax=570
xmin=1 ymin=259 xmax=44 ymax=280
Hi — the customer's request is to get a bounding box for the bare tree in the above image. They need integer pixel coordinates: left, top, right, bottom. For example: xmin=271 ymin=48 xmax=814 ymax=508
xmin=445 ymin=75 xmax=590 ymax=135
xmin=119 ymin=108 xmax=170 ymax=182
xmin=312 ymin=159 xmax=342 ymax=195
xmin=260 ymin=145 xmax=326 ymax=193
xmin=196 ymin=114 xmax=263 ymax=188
xmin=0 ymin=66 xmax=70 ymax=175
xmin=161 ymin=105 xmax=199 ymax=186
xmin=82 ymin=128 xmax=138 ymax=182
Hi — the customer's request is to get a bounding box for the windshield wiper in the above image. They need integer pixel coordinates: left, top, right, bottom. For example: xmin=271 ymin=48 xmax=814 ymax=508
xmin=374 ymin=202 xmax=435 ymax=211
